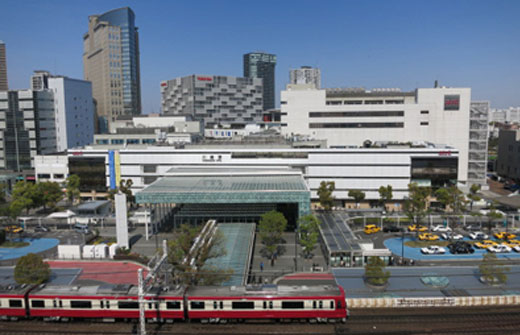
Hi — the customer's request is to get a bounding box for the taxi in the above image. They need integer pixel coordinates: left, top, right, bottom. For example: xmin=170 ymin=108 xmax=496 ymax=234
xmin=4 ymin=225 xmax=24 ymax=234
xmin=474 ymin=240 xmax=498 ymax=249
xmin=408 ymin=224 xmax=428 ymax=232
xmin=502 ymin=239 xmax=520 ymax=248
xmin=493 ymin=232 xmax=517 ymax=240
xmin=418 ymin=233 xmax=439 ymax=241
xmin=364 ymin=224 xmax=381 ymax=234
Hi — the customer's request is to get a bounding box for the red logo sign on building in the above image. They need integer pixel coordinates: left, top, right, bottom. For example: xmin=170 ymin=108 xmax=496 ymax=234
xmin=197 ymin=76 xmax=213 ymax=81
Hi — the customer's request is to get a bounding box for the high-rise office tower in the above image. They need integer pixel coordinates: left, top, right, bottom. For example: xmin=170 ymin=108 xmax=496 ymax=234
xmin=290 ymin=66 xmax=321 ymax=89
xmin=0 ymin=41 xmax=8 ymax=91
xmin=243 ymin=52 xmax=276 ymax=111
xmin=83 ymin=7 xmax=141 ymax=133
xmin=0 ymin=90 xmax=56 ymax=171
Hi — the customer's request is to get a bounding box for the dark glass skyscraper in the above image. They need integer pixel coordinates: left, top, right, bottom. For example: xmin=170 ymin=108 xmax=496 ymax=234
xmin=84 ymin=7 xmax=141 ymax=131
xmin=243 ymin=52 xmax=276 ymax=111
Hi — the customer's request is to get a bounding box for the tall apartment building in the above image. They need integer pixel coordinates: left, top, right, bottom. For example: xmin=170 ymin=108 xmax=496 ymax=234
xmin=30 ymin=71 xmax=95 ymax=151
xmin=497 ymin=129 xmax=520 ymax=181
xmin=0 ymin=41 xmax=7 ymax=91
xmin=290 ymin=66 xmax=321 ymax=89
xmin=161 ymin=75 xmax=263 ymax=127
xmin=243 ymin=52 xmax=276 ymax=111
xmin=0 ymin=90 xmax=56 ymax=172
xmin=280 ymin=85 xmax=484 ymax=185
xmin=83 ymin=7 xmax=141 ymax=132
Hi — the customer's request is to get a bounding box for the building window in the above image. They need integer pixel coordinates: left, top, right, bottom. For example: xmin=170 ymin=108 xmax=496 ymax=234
xmin=309 ymin=122 xmax=404 ymax=129
xmin=420 ymin=122 xmax=429 ymax=126
xmin=143 ymin=176 xmax=158 ymax=185
xmin=309 ymin=111 xmax=404 ymax=118
xmin=37 ymin=174 xmax=51 ymax=179
xmin=420 ymin=110 xmax=429 ymax=114
xmin=143 ymin=164 xmax=157 ymax=173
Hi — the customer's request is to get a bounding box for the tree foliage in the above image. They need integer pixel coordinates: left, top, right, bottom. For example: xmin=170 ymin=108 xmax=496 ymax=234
xmin=0 ymin=183 xmax=6 ymax=204
xmin=258 ymin=210 xmax=287 ymax=258
xmin=364 ymin=256 xmax=390 ymax=286
xmin=435 ymin=185 xmax=467 ymax=228
xmin=317 ymin=181 xmax=335 ymax=210
xmin=11 ymin=181 xmax=36 ymax=214
xmin=65 ymin=175 xmax=81 ymax=204
xmin=348 ymin=190 xmax=366 ymax=208
xmin=485 ymin=202 xmax=504 ymax=232
xmin=403 ymin=183 xmax=431 ymax=225
xmin=37 ymin=181 xmax=63 ymax=210
xmin=118 ymin=179 xmax=135 ymax=206
xmin=467 ymin=184 xmax=481 ymax=210
xmin=378 ymin=185 xmax=393 ymax=210
xmin=168 ymin=224 xmax=232 ymax=286
xmin=14 ymin=253 xmax=51 ymax=285
xmin=479 ymin=252 xmax=509 ymax=284
xmin=298 ymin=214 xmax=321 ymax=257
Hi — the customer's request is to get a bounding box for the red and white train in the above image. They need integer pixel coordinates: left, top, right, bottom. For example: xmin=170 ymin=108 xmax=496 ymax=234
xmin=0 ymin=283 xmax=347 ymax=323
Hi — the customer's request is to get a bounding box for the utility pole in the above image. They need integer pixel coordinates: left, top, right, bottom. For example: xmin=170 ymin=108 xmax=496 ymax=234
xmin=138 ymin=268 xmax=146 ymax=335
xmin=138 ymin=239 xmax=169 ymax=335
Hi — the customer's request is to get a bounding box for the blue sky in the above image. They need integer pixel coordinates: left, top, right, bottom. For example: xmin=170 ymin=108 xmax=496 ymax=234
xmin=0 ymin=0 xmax=519 ymax=112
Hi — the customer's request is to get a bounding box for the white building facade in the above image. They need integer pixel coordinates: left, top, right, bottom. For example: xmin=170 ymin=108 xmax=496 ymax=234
xmin=36 ymin=146 xmax=458 ymax=202
xmin=280 ymin=85 xmax=483 ymax=184
xmin=47 ymin=76 xmax=94 ymax=151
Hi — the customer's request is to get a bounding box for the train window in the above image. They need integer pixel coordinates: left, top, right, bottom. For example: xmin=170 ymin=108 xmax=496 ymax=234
xmin=263 ymin=301 xmax=267 ymax=309
xmin=190 ymin=301 xmax=205 ymax=310
xmin=100 ymin=301 xmax=104 ymax=309
xmin=9 ymin=300 xmax=22 ymax=308
xmin=106 ymin=300 xmax=110 ymax=309
xmin=31 ymin=300 xmax=45 ymax=308
xmin=118 ymin=301 xmax=139 ymax=309
xmin=59 ymin=300 xmax=63 ymax=308
xmin=148 ymin=303 xmax=153 ymax=309
xmin=166 ymin=301 xmax=181 ymax=309
xmin=71 ymin=300 xmax=92 ymax=309
xmin=337 ymin=301 xmax=342 ymax=309
xmin=312 ymin=301 xmax=316 ymax=309
xmin=53 ymin=300 xmax=57 ymax=308
xmin=219 ymin=301 xmax=223 ymax=309
xmin=281 ymin=301 xmax=304 ymax=309
xmin=213 ymin=301 xmax=217 ymax=309
xmin=319 ymin=301 xmax=323 ymax=309
xmin=330 ymin=301 xmax=334 ymax=309
xmin=269 ymin=301 xmax=273 ymax=309
xmin=232 ymin=301 xmax=254 ymax=309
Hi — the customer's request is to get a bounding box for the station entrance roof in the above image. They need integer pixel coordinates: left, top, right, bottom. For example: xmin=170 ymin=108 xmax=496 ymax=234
xmin=135 ymin=167 xmax=311 ymax=218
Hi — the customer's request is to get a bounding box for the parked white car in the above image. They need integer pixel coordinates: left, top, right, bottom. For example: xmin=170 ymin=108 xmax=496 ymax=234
xmin=469 ymin=232 xmax=489 ymax=240
xmin=432 ymin=225 xmax=452 ymax=232
xmin=441 ymin=232 xmax=463 ymax=240
xmin=421 ymin=245 xmax=446 ymax=255
xmin=513 ymin=245 xmax=520 ymax=253
xmin=488 ymin=245 xmax=511 ymax=253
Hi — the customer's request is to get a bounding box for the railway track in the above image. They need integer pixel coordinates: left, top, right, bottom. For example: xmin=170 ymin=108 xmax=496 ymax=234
xmin=1 ymin=306 xmax=519 ymax=335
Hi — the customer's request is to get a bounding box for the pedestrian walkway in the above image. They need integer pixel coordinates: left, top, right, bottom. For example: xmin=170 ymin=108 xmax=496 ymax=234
xmin=250 ymin=232 xmax=327 ymax=284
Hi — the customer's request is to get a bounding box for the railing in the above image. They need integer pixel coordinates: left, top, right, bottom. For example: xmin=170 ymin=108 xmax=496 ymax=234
xmin=347 ymin=295 xmax=520 ymax=308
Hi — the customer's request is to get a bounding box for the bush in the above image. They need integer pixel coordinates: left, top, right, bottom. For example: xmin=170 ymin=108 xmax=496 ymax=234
xmin=364 ymin=256 xmax=390 ymax=286
xmin=14 ymin=253 xmax=51 ymax=284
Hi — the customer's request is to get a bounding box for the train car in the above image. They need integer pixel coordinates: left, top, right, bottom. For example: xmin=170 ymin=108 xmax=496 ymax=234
xmin=185 ymin=284 xmax=347 ymax=323
xmin=0 ymin=284 xmax=33 ymax=319
xmin=27 ymin=284 xmax=185 ymax=322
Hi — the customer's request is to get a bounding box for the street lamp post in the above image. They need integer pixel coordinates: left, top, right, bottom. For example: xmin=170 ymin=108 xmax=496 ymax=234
xmin=294 ymin=228 xmax=298 ymax=272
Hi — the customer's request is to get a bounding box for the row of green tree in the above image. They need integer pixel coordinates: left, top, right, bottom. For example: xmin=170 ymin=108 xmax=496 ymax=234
xmin=0 ymin=176 xmax=81 ymax=219
xmin=317 ymin=181 xmax=393 ymax=210
xmin=365 ymin=252 xmax=510 ymax=287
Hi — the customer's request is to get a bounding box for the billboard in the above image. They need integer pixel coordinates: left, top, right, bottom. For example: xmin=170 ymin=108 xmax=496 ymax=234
xmin=444 ymin=95 xmax=460 ymax=111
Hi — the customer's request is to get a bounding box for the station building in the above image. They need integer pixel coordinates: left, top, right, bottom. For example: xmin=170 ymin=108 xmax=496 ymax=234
xmin=35 ymin=143 xmax=459 ymax=208
xmin=280 ymin=85 xmax=488 ymax=186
